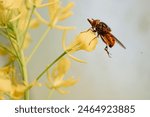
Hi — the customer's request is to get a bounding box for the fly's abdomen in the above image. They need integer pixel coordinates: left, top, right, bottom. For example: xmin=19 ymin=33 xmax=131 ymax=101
xmin=103 ymin=33 xmax=115 ymax=48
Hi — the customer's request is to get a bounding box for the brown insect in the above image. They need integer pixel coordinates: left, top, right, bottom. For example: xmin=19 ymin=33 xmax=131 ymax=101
xmin=87 ymin=18 xmax=126 ymax=57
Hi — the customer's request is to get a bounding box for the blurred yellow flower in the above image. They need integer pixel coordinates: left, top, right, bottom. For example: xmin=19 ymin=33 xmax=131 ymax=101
xmin=30 ymin=0 xmax=42 ymax=6
xmin=0 ymin=66 xmax=26 ymax=99
xmin=17 ymin=5 xmax=29 ymax=31
xmin=10 ymin=80 xmax=41 ymax=100
xmin=10 ymin=83 xmax=27 ymax=99
xmin=0 ymin=0 xmax=23 ymax=9
xmin=0 ymin=66 xmax=13 ymax=78
xmin=30 ymin=0 xmax=52 ymax=8
xmin=0 ymin=78 xmax=12 ymax=99
xmin=48 ymin=0 xmax=74 ymax=25
xmin=68 ymin=30 xmax=98 ymax=52
xmin=29 ymin=18 xmax=40 ymax=29
xmin=62 ymin=30 xmax=98 ymax=62
xmin=0 ymin=0 xmax=24 ymax=27
xmin=35 ymin=0 xmax=75 ymax=30
xmin=0 ymin=65 xmax=40 ymax=99
xmin=46 ymin=57 xmax=78 ymax=94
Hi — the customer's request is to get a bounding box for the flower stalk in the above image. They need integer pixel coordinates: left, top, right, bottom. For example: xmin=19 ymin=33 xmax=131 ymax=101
xmin=21 ymin=5 xmax=36 ymax=47
xmin=20 ymin=50 xmax=29 ymax=100
xmin=27 ymin=26 xmax=52 ymax=63
xmin=35 ymin=51 xmax=68 ymax=81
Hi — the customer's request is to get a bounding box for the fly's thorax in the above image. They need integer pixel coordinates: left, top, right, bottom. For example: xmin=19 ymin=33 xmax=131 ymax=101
xmin=96 ymin=22 xmax=111 ymax=33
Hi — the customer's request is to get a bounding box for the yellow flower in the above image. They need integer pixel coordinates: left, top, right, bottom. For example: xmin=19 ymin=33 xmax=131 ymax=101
xmin=0 ymin=66 xmax=26 ymax=99
xmin=10 ymin=80 xmax=41 ymax=100
xmin=0 ymin=78 xmax=12 ymax=92
xmin=48 ymin=0 xmax=74 ymax=24
xmin=35 ymin=0 xmax=75 ymax=30
xmin=0 ymin=0 xmax=24 ymax=27
xmin=30 ymin=0 xmax=42 ymax=6
xmin=46 ymin=57 xmax=78 ymax=94
xmin=0 ymin=78 xmax=12 ymax=99
xmin=10 ymin=83 xmax=27 ymax=99
xmin=0 ymin=78 xmax=27 ymax=100
xmin=0 ymin=66 xmax=13 ymax=79
xmin=0 ymin=65 xmax=24 ymax=99
xmin=30 ymin=0 xmax=53 ymax=8
xmin=0 ymin=8 xmax=9 ymax=26
xmin=17 ymin=5 xmax=29 ymax=31
xmin=0 ymin=0 xmax=23 ymax=9
xmin=62 ymin=30 xmax=98 ymax=63
xmin=29 ymin=18 xmax=40 ymax=29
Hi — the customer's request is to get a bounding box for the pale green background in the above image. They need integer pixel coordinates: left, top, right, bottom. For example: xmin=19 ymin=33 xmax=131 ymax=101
xmin=27 ymin=0 xmax=150 ymax=99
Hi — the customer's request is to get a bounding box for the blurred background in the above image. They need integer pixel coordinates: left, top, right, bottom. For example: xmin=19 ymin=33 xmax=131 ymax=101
xmin=28 ymin=0 xmax=150 ymax=99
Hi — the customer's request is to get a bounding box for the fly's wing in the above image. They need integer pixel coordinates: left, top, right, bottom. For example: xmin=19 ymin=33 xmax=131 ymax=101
xmin=102 ymin=33 xmax=115 ymax=48
xmin=110 ymin=33 xmax=126 ymax=49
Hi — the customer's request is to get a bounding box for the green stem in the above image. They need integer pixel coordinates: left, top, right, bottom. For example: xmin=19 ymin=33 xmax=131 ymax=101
xmin=20 ymin=50 xmax=29 ymax=100
xmin=48 ymin=89 xmax=54 ymax=99
xmin=5 ymin=29 xmax=23 ymax=70
xmin=27 ymin=27 xmax=52 ymax=63
xmin=6 ymin=28 xmax=29 ymax=99
xmin=35 ymin=51 xmax=67 ymax=81
xmin=20 ymin=5 xmax=35 ymax=100
xmin=21 ymin=5 xmax=35 ymax=47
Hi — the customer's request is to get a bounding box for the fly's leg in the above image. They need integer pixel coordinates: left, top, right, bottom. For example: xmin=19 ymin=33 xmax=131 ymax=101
xmin=104 ymin=46 xmax=111 ymax=58
xmin=89 ymin=36 xmax=97 ymax=45
xmin=89 ymin=33 xmax=99 ymax=45
xmin=81 ymin=27 xmax=97 ymax=33
xmin=81 ymin=28 xmax=92 ymax=33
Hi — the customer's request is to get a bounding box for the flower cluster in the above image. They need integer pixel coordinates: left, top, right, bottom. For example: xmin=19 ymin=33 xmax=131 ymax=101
xmin=0 ymin=66 xmax=28 ymax=99
xmin=46 ymin=57 xmax=78 ymax=94
xmin=0 ymin=0 xmax=99 ymax=100
xmin=35 ymin=0 xmax=75 ymax=30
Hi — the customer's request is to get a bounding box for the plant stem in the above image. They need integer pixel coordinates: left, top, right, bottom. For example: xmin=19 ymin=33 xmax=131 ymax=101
xmin=20 ymin=50 xmax=29 ymax=100
xmin=21 ymin=5 xmax=35 ymax=47
xmin=5 ymin=29 xmax=23 ymax=74
xmin=35 ymin=51 xmax=67 ymax=81
xmin=27 ymin=27 xmax=52 ymax=63
xmin=20 ymin=5 xmax=35 ymax=100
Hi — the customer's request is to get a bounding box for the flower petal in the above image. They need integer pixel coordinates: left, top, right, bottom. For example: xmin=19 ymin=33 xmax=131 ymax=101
xmin=10 ymin=84 xmax=27 ymax=99
xmin=69 ymin=30 xmax=98 ymax=52
xmin=61 ymin=2 xmax=74 ymax=14
xmin=29 ymin=18 xmax=40 ymax=29
xmin=0 ymin=78 xmax=12 ymax=92
xmin=48 ymin=0 xmax=60 ymax=20
xmin=56 ymin=88 xmax=69 ymax=94
xmin=62 ymin=30 xmax=86 ymax=63
xmin=59 ymin=11 xmax=73 ymax=21
xmin=34 ymin=10 xmax=49 ymax=25
xmin=61 ymin=77 xmax=78 ymax=87
xmin=54 ymin=25 xmax=75 ymax=30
